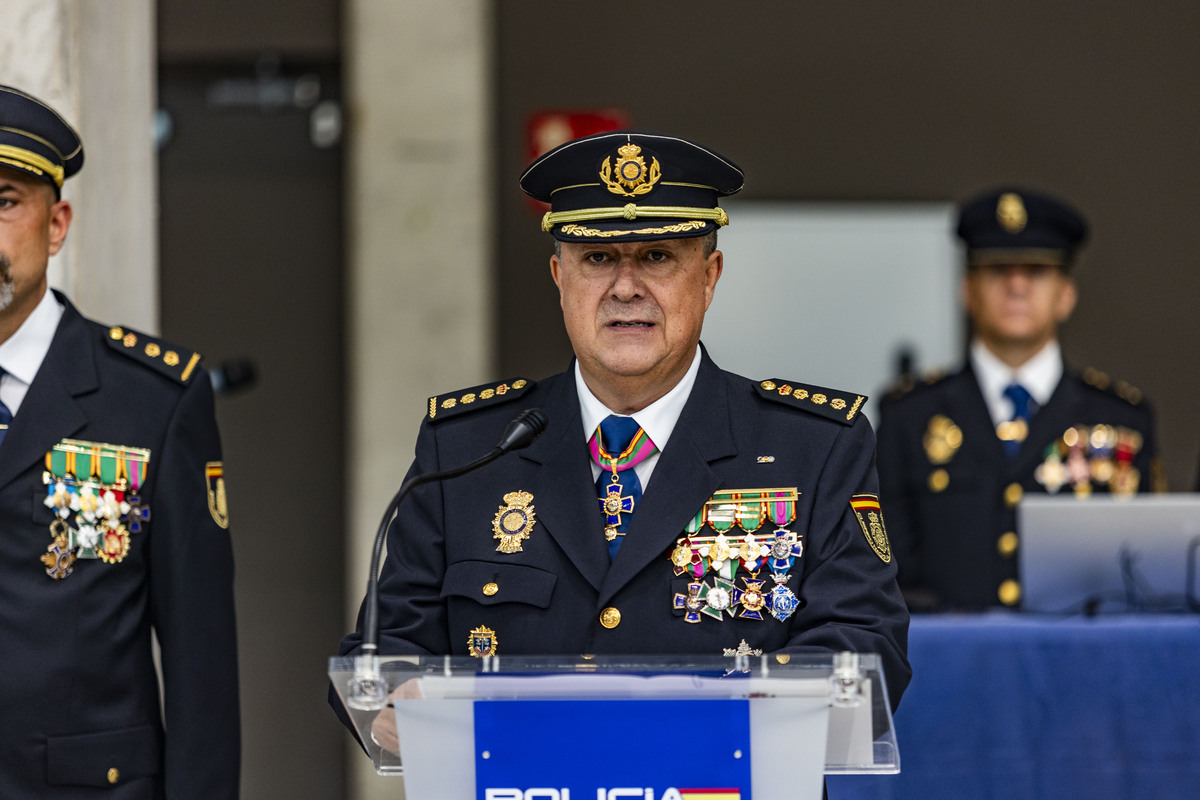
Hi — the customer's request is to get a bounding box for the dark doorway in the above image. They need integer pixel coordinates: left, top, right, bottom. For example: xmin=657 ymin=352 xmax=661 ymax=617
xmin=158 ymin=62 xmax=346 ymax=799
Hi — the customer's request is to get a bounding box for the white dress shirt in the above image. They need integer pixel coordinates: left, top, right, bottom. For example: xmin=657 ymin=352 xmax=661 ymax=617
xmin=970 ymin=338 xmax=1063 ymax=426
xmin=0 ymin=288 xmax=65 ymax=414
xmin=575 ymin=344 xmax=702 ymax=490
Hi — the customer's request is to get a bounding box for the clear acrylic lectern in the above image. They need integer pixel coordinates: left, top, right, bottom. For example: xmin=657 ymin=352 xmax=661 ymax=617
xmin=331 ymin=652 xmax=897 ymax=800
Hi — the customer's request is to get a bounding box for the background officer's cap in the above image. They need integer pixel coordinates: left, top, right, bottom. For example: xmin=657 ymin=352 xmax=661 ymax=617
xmin=956 ymin=187 xmax=1088 ymax=269
xmin=520 ymin=130 xmax=743 ymax=243
xmin=0 ymin=85 xmax=84 ymax=196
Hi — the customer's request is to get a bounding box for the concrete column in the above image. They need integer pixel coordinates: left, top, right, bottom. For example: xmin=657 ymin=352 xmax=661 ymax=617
xmin=344 ymin=2 xmax=495 ymax=798
xmin=0 ymin=0 xmax=157 ymax=332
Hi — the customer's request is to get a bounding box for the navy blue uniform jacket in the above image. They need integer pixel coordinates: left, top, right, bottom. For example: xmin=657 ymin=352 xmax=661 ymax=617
xmin=339 ymin=351 xmax=911 ymax=707
xmin=876 ymin=362 xmax=1158 ymax=609
xmin=0 ymin=294 xmax=239 ymax=798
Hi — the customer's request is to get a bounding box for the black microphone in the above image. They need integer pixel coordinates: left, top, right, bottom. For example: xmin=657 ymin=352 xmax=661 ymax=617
xmin=495 ymin=407 xmax=550 ymax=454
xmin=347 ymin=408 xmax=549 ymax=709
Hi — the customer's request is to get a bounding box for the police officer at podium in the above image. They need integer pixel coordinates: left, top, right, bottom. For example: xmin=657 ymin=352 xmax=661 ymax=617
xmin=876 ymin=187 xmax=1162 ymax=611
xmin=337 ymin=131 xmax=911 ymax=750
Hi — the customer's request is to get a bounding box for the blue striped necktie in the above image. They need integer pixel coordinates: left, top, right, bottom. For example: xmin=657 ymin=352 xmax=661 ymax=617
xmin=1000 ymin=382 xmax=1037 ymax=458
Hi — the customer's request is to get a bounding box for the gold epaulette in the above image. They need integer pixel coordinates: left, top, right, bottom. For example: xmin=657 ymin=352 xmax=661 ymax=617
xmin=1082 ymin=367 xmax=1145 ymax=406
xmin=755 ymin=379 xmax=866 ymax=426
xmin=427 ymin=378 xmax=534 ymax=422
xmin=105 ymin=326 xmax=202 ymax=385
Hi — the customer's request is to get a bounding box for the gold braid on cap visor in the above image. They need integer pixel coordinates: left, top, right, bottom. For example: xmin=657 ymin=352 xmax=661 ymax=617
xmin=541 ymin=203 xmax=729 ymax=232
xmin=0 ymin=144 xmax=65 ymax=187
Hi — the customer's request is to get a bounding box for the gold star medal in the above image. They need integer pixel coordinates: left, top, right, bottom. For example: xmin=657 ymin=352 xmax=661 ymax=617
xmin=492 ymin=491 xmax=536 ymax=553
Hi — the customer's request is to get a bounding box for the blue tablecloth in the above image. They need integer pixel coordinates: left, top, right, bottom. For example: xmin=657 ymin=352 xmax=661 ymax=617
xmin=828 ymin=613 xmax=1200 ymax=800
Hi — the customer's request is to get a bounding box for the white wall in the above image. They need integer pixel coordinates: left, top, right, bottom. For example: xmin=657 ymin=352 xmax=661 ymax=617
xmin=705 ymin=202 xmax=963 ymax=426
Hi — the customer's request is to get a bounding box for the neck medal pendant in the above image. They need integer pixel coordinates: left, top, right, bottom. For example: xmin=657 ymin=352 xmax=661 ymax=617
xmin=598 ymin=474 xmax=635 ymax=541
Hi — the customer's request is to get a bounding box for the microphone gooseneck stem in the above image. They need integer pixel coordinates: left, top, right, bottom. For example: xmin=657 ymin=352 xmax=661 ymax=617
xmin=361 ymin=447 xmax=503 ymax=655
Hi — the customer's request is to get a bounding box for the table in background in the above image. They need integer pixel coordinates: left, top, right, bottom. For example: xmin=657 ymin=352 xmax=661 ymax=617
xmin=829 ymin=613 xmax=1200 ymax=800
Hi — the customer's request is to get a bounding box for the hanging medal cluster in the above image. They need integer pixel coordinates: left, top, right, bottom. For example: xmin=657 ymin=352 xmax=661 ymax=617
xmin=1034 ymin=425 xmax=1142 ymax=498
xmin=669 ymin=488 xmax=803 ymax=624
xmin=40 ymin=439 xmax=151 ymax=580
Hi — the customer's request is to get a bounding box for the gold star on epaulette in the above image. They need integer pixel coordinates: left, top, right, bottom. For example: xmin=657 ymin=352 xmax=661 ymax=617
xmin=427 ymin=377 xmax=534 ymax=422
xmin=106 ymin=326 xmax=202 ymax=385
xmin=755 ymin=379 xmax=866 ymax=426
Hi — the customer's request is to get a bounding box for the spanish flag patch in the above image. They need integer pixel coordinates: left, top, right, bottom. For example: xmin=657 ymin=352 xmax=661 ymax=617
xmin=850 ymin=494 xmax=891 ymax=563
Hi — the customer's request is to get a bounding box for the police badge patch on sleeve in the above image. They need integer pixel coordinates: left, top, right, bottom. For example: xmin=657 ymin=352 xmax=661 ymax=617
xmin=850 ymin=494 xmax=891 ymax=563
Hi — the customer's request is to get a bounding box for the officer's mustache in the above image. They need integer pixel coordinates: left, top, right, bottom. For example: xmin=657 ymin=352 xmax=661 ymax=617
xmin=0 ymin=253 xmax=10 ymax=281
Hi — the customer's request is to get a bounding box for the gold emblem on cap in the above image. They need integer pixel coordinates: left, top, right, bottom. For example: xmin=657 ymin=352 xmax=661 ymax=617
xmin=599 ymin=607 xmax=622 ymax=628
xmin=600 ymin=142 xmax=662 ymax=198
xmin=492 ymin=490 xmax=536 ymax=553
xmin=997 ymin=192 xmax=1027 ymax=234
xmin=924 ymin=415 xmax=963 ymax=464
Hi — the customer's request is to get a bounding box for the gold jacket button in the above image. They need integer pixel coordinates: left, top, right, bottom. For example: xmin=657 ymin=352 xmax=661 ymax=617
xmin=997 ymin=532 xmax=1019 ymax=557
xmin=482 ymin=582 xmax=499 ymax=596
xmin=107 ymin=768 xmax=120 ymax=784
xmin=775 ymin=653 xmax=791 ymax=664
xmin=1004 ymin=483 xmax=1024 ymax=508
xmin=599 ymin=607 xmax=621 ymax=629
xmin=928 ymin=469 xmax=949 ymax=492
xmin=998 ymin=579 xmax=1021 ymax=606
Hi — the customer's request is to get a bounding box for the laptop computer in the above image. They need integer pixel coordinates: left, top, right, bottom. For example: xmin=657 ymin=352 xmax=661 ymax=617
xmin=1017 ymin=494 xmax=1200 ymax=613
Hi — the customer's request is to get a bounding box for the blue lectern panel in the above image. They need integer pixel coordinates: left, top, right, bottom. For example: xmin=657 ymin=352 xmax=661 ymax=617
xmin=474 ymin=699 xmax=752 ymax=800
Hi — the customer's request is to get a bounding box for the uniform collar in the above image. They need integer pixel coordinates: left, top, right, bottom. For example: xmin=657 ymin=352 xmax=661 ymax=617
xmin=970 ymin=338 xmax=1062 ymax=423
xmin=574 ymin=344 xmax=702 ymax=452
xmin=0 ymin=286 xmax=65 ymax=385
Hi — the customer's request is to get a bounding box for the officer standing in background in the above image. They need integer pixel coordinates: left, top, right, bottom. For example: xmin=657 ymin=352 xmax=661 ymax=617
xmin=876 ymin=187 xmax=1162 ymax=611
xmin=338 ymin=130 xmax=911 ymax=750
xmin=0 ymin=86 xmax=239 ymax=798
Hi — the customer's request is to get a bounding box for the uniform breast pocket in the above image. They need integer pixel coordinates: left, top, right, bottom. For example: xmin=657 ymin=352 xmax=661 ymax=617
xmin=441 ymin=560 xmax=557 ymax=608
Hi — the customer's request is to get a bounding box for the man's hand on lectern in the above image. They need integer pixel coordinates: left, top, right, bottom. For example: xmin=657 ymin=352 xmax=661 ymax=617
xmin=370 ymin=678 xmax=422 ymax=754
